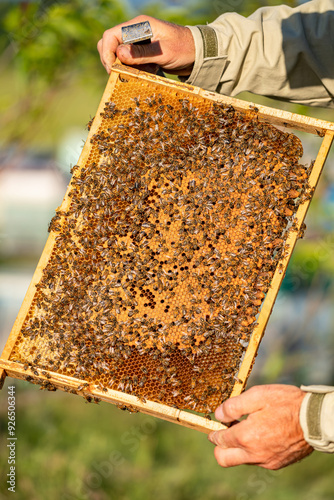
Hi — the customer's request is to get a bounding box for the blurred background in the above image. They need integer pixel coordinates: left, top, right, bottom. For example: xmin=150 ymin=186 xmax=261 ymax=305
xmin=0 ymin=1 xmax=333 ymax=499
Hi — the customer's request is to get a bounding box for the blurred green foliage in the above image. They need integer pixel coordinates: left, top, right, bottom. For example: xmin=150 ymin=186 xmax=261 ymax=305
xmin=1 ymin=0 xmax=127 ymax=82
xmin=0 ymin=0 xmax=130 ymax=146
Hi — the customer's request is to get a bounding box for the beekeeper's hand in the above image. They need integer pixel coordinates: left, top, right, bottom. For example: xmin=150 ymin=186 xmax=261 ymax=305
xmin=209 ymin=385 xmax=313 ymax=470
xmin=97 ymin=15 xmax=195 ymax=76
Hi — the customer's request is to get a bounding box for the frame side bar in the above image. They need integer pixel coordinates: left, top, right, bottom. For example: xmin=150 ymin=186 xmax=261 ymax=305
xmin=230 ymin=130 xmax=334 ymax=397
xmin=0 ymin=71 xmax=121 ymax=388
xmin=0 ymin=233 xmax=56 ymax=388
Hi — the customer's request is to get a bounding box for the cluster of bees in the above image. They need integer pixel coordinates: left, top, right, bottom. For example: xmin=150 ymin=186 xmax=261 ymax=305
xmin=10 ymin=78 xmax=311 ymax=414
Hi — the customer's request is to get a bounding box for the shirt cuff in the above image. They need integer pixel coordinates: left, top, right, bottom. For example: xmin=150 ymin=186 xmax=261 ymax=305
xmin=300 ymin=385 xmax=334 ymax=453
xmin=181 ymin=25 xmax=227 ymax=92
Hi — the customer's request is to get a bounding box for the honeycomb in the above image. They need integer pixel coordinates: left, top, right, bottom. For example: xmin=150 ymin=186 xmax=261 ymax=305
xmin=9 ymin=74 xmax=312 ymax=414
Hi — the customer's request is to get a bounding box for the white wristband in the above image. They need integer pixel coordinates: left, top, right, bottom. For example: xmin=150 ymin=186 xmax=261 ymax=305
xmin=299 ymin=385 xmax=334 ymax=453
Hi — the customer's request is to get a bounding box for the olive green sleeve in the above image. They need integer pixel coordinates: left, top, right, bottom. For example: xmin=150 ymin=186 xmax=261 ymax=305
xmin=184 ymin=0 xmax=334 ymax=108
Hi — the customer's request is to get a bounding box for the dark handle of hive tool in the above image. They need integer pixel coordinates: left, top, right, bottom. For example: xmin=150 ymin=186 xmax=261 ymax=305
xmin=119 ymin=21 xmax=165 ymax=77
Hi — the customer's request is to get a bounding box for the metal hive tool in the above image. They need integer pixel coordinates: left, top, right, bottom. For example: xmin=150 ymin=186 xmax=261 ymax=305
xmin=1 ymin=62 xmax=333 ymax=433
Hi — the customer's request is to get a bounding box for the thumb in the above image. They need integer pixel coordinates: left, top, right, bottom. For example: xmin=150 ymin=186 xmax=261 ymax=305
xmin=215 ymin=386 xmax=267 ymax=423
xmin=117 ymin=41 xmax=162 ymax=66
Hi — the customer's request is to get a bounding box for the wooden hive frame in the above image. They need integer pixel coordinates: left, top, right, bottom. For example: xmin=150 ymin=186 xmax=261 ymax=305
xmin=1 ymin=63 xmax=333 ymax=434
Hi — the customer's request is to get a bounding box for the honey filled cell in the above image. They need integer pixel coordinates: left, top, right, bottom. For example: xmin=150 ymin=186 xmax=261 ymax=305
xmin=9 ymin=76 xmax=311 ymax=414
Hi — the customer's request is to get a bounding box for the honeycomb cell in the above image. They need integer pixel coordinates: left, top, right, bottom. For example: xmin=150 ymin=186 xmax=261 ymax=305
xmin=9 ymin=75 xmax=311 ymax=414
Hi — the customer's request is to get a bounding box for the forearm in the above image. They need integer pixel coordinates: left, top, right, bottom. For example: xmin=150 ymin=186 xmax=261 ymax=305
xmin=185 ymin=0 xmax=334 ymax=107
